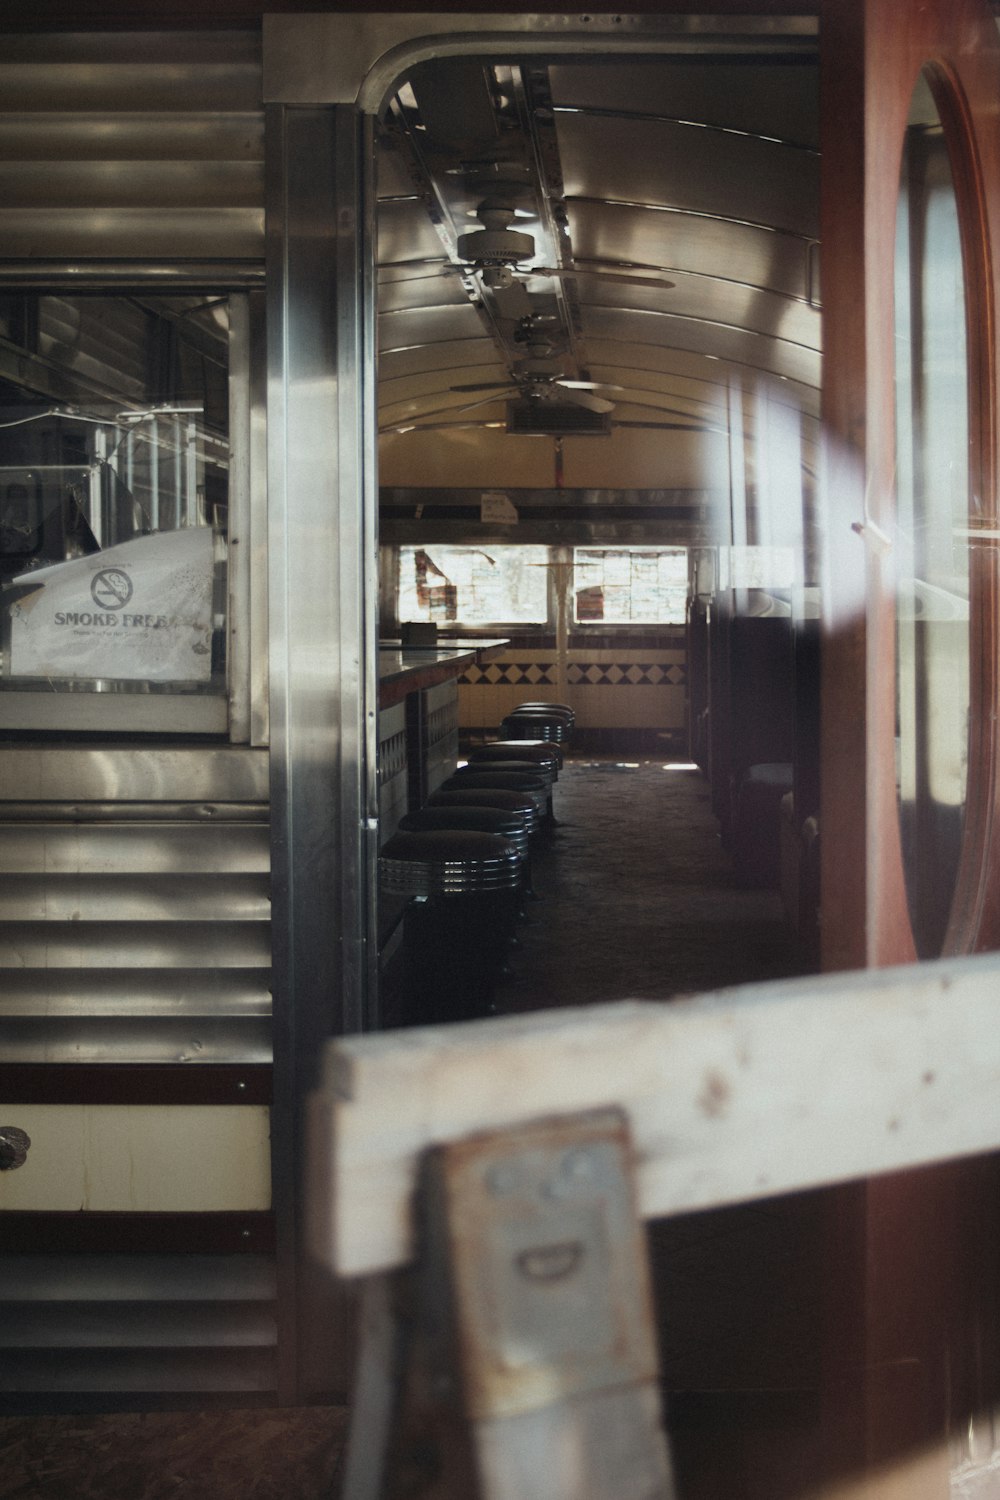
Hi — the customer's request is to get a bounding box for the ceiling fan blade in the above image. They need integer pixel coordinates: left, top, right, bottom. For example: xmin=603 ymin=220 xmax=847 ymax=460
xmin=556 ymin=379 xmax=626 ymax=393
xmin=449 ymin=380 xmax=516 ymax=393
xmin=452 ymin=390 xmax=519 ymax=415
xmin=379 ymin=264 xmax=458 ymax=282
xmin=561 ymin=389 xmax=615 ymax=414
xmin=526 ymin=266 xmax=675 ymax=291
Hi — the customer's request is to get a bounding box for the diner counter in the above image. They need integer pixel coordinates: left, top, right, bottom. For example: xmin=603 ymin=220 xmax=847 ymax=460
xmin=378 ymin=639 xmax=508 ymax=707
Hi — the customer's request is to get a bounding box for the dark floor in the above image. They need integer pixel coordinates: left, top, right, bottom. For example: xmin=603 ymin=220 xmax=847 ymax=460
xmin=509 ymin=757 xmax=829 ymax=1499
xmin=505 ymin=756 xmax=809 ymax=1009
xmin=1 ymin=756 xmax=827 ymax=1499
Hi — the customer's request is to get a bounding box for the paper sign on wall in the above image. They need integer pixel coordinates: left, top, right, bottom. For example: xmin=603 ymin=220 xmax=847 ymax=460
xmin=480 ymin=491 xmax=519 ymax=523
xmin=5 ymin=527 xmax=216 ymax=683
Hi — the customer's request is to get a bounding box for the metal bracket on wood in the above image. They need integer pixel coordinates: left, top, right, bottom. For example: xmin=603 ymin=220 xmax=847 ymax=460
xmin=340 ymin=1107 xmax=675 ymax=1500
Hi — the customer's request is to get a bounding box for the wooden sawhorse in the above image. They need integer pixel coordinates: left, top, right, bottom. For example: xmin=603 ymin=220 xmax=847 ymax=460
xmin=309 ymin=963 xmax=1000 ymax=1499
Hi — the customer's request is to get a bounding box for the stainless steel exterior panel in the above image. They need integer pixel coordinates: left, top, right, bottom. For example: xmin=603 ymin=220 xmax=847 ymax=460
xmin=0 ymin=970 xmax=271 ymax=1017
xmin=0 ymin=31 xmax=261 ymax=109
xmin=0 ymin=161 xmax=264 ymax=211
xmin=2 ymin=1302 xmax=277 ymax=1350
xmin=0 ymin=1349 xmax=277 ymax=1396
xmin=0 ymin=32 xmax=264 ymax=262
xmin=0 ymin=747 xmax=269 ymax=803
xmin=2 ymin=1226 xmax=277 ymax=1406
xmin=0 ymin=209 xmax=264 ymax=262
xmin=0 ymin=919 xmax=270 ymax=970
xmin=0 ymin=872 xmax=269 ymax=923
xmin=0 ymin=113 xmax=264 ymax=161
xmin=0 ymin=1017 xmax=272 ymax=1065
xmin=0 ymin=750 xmax=272 ymax=1066
xmin=266 ymin=100 xmax=378 ymax=1401
xmin=3 ymin=1254 xmax=276 ymax=1301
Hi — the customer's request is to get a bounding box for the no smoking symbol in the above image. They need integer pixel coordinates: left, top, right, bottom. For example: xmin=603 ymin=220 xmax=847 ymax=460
xmin=90 ymin=568 xmax=133 ymax=610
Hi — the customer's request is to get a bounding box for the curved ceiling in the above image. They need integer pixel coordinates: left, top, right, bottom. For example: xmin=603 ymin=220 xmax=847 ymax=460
xmin=375 ymin=29 xmax=820 ymax=501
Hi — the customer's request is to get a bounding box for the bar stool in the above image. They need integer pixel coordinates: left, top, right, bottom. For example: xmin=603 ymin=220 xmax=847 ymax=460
xmin=440 ymin=768 xmax=552 ymax=824
xmin=427 ymin=787 xmax=544 ymax=900
xmin=427 ymin=787 xmax=542 ymax=839
xmin=514 ymin=701 xmax=575 ymax=728
xmin=398 ymin=805 xmax=531 ymax=861
xmin=400 ymin=804 xmax=537 ymax=908
xmin=501 ymin=711 xmax=572 ymax=745
xmin=467 ymin=741 xmax=563 ymax=775
xmin=457 ymin=758 xmax=557 ymax=788
xmin=455 ymin=759 xmax=557 ymax=821
xmin=379 ymin=828 xmax=523 ymax=1024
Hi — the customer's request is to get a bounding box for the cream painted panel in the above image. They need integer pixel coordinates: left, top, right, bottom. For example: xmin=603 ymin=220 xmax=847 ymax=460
xmin=459 ymin=681 xmax=552 ymax=731
xmin=0 ymin=1105 xmax=271 ymax=1211
xmin=380 ymin=427 xmax=556 ymax=489
xmin=562 ymin=426 xmax=730 ymax=490
xmin=379 ymin=423 xmax=728 ymax=491
xmin=569 ymin=685 xmax=685 ymax=730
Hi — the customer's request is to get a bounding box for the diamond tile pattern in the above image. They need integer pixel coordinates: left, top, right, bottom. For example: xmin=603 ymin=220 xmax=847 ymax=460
xmin=562 ymin=661 xmax=688 ymax=686
xmin=460 ymin=662 xmax=556 ymax=685
xmin=461 ymin=659 xmax=687 ymax=686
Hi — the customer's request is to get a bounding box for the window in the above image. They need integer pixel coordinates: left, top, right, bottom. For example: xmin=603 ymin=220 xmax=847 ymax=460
xmin=0 ymin=292 xmax=248 ymax=734
xmin=718 ymin=545 xmax=796 ymax=592
xmin=573 ymin=547 xmax=687 ymax=624
xmin=398 ymin=544 xmax=549 ymax=625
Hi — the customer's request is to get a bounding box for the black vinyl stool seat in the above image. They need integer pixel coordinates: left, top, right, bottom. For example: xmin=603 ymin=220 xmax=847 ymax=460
xmin=457 ymin=757 xmax=557 ymax=787
xmin=379 ymin=828 xmax=522 ymax=895
xmin=439 ymin=769 xmax=549 ymax=819
xmin=468 ymin=741 xmax=563 ymax=774
xmin=399 ymin=806 xmax=531 ymax=861
xmin=427 ymin=787 xmax=542 ymax=838
xmin=501 ymin=711 xmax=571 ymax=745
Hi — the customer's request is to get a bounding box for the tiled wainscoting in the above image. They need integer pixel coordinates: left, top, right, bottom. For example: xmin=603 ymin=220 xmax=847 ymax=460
xmin=458 ymin=633 xmax=687 ymax=735
xmin=377 ymin=702 xmax=409 ymax=840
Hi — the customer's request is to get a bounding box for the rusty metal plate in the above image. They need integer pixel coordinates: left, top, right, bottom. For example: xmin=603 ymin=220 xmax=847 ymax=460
xmin=423 ymin=1107 xmax=660 ymax=1422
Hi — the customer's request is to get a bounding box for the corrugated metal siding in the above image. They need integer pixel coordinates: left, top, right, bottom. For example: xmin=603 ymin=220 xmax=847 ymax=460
xmin=0 ymin=32 xmax=264 ymax=261
xmin=0 ymin=813 xmax=271 ymax=1065
xmin=0 ymin=745 xmax=274 ymax=1402
xmin=1 ymin=1255 xmax=277 ymax=1398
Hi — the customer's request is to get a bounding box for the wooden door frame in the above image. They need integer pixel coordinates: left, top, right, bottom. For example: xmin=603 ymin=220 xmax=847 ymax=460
xmin=820 ymin=1 xmax=1000 ymax=1493
xmin=821 ymin=0 xmax=1000 ymax=972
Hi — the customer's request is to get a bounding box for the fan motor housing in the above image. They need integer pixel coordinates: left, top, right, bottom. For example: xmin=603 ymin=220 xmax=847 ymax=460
xmin=457 ymin=227 xmax=535 ymax=265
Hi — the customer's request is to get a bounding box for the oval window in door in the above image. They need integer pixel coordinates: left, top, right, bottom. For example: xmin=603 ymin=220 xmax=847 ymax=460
xmin=894 ymin=69 xmax=987 ymax=958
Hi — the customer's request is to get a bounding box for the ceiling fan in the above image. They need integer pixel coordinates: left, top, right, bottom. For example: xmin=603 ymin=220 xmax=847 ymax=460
xmin=434 ymin=198 xmax=676 ymax=292
xmin=450 ymin=314 xmax=625 ymax=413
xmin=450 ymin=369 xmax=622 ymax=415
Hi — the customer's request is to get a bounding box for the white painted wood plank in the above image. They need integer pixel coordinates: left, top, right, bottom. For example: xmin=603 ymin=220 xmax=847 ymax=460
xmin=308 ymin=954 xmax=1000 ymax=1276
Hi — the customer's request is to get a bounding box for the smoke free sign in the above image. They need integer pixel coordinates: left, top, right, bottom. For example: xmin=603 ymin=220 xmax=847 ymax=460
xmin=8 ymin=528 xmax=215 ymax=683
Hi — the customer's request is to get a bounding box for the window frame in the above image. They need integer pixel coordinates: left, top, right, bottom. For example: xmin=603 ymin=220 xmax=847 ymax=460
xmin=395 ymin=542 xmax=553 ymax=631
xmin=0 ymin=289 xmax=263 ymax=742
xmin=570 ymin=545 xmax=689 ymax=629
